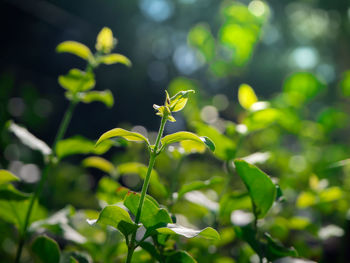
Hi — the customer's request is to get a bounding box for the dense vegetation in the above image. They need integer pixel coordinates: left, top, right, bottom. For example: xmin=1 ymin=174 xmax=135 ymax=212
xmin=1 ymin=1 xmax=350 ymax=263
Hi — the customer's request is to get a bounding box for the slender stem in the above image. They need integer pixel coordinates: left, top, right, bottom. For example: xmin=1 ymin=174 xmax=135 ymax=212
xmin=126 ymin=115 xmax=167 ymax=263
xmin=15 ymin=100 xmax=77 ymax=263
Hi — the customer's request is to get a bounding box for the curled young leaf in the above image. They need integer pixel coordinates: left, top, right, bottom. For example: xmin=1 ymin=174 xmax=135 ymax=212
xmin=238 ymin=83 xmax=258 ymax=110
xmin=99 ymin=54 xmax=132 ymax=67
xmin=96 ymin=27 xmax=116 ymax=54
xmin=161 ymin=131 xmax=215 ymax=152
xmin=157 ymin=224 xmax=220 ymax=240
xmin=96 ymin=128 xmax=149 ymax=146
xmin=169 ymin=90 xmax=195 ymax=112
xmin=56 ymin=41 xmax=92 ymax=61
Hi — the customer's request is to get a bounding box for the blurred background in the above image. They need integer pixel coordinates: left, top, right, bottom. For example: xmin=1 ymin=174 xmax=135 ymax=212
xmin=1 ymin=0 xmax=350 ymax=262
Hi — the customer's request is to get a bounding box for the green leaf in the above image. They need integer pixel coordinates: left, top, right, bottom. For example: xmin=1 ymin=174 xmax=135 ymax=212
xmin=82 ymin=156 xmax=115 ymax=174
xmin=165 ymin=251 xmax=197 ymax=263
xmin=264 ymin=233 xmax=298 ymax=261
xmin=340 ymin=70 xmax=350 ymax=97
xmin=79 ymin=90 xmax=114 ymax=108
xmin=157 ymin=224 xmax=220 ymax=240
xmin=96 ymin=27 xmax=116 ymax=53
xmin=99 ymin=54 xmax=132 ymax=67
xmin=188 ymin=23 xmax=216 ymax=62
xmin=139 ymin=242 xmax=161 ymax=261
xmin=58 ymin=69 xmax=95 ymax=93
xmin=180 ymin=140 xmax=206 ymax=154
xmin=0 ymin=184 xmax=31 ymax=201
xmin=56 ymin=136 xmax=112 ymax=159
xmin=8 ymin=121 xmax=52 ymax=156
xmin=194 ymin=122 xmax=236 ymax=161
xmin=96 ymin=177 xmax=128 ymax=204
xmin=117 ymin=162 xmax=167 ymax=197
xmin=56 ymin=41 xmax=92 ymax=61
xmin=87 ymin=205 xmax=138 ymax=237
xmin=0 ymin=169 xmax=19 ymax=185
xmin=177 ymin=176 xmax=224 ymax=199
xmin=96 ymin=128 xmax=149 ymax=146
xmin=161 ymin=131 xmax=215 ymax=152
xmin=169 ymin=90 xmax=195 ymax=112
xmin=238 ymin=83 xmax=258 ymax=110
xmin=219 ymin=192 xmax=252 ymax=222
xmin=31 ymin=235 xmax=60 ymax=263
xmin=124 ymin=192 xmax=172 ymax=228
xmin=234 ymin=159 xmax=276 ymax=219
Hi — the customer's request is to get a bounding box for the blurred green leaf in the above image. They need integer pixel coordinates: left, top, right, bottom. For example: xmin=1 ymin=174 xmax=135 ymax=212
xmin=79 ymin=90 xmax=114 ymax=108
xmin=161 ymin=131 xmax=215 ymax=152
xmin=56 ymin=41 xmax=92 ymax=61
xmin=157 ymin=224 xmax=220 ymax=240
xmin=31 ymin=235 xmax=60 ymax=263
xmin=188 ymin=23 xmax=216 ymax=61
xmin=88 ymin=205 xmax=138 ymax=237
xmin=238 ymin=84 xmax=258 ymax=110
xmin=96 ymin=27 xmax=116 ymax=54
xmin=234 ymin=159 xmax=276 ymax=218
xmin=0 ymin=169 xmax=19 ymax=184
xmin=99 ymin=54 xmax=131 ymax=67
xmin=317 ymin=107 xmax=348 ymax=133
xmin=0 ymin=184 xmax=31 ymax=201
xmin=340 ymin=70 xmax=350 ymax=97
xmin=58 ymin=69 xmax=95 ymax=93
xmin=124 ymin=192 xmax=172 ymax=228
xmin=165 ymin=251 xmax=197 ymax=263
xmin=96 ymin=177 xmax=128 ymax=204
xmin=56 ymin=136 xmax=112 ymax=159
xmin=82 ymin=156 xmax=115 ymax=174
xmin=96 ymin=128 xmax=149 ymax=146
xmin=219 ymin=192 xmax=252 ymax=221
xmin=177 ymin=176 xmax=224 ymax=199
xmin=264 ymin=233 xmax=298 ymax=261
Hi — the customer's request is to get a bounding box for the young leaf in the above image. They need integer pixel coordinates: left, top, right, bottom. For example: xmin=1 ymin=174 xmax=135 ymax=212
xmin=157 ymin=224 xmax=220 ymax=240
xmin=82 ymin=156 xmax=115 ymax=174
xmin=117 ymin=162 xmax=167 ymax=197
xmin=165 ymin=251 xmax=197 ymax=263
xmin=177 ymin=176 xmax=224 ymax=199
xmin=8 ymin=121 xmax=52 ymax=156
xmin=124 ymin=192 xmax=172 ymax=228
xmin=56 ymin=136 xmax=112 ymax=159
xmin=96 ymin=27 xmax=116 ymax=53
xmin=169 ymin=90 xmax=195 ymax=112
xmin=96 ymin=128 xmax=149 ymax=146
xmin=79 ymin=90 xmax=114 ymax=108
xmin=58 ymin=69 xmax=95 ymax=93
xmin=87 ymin=205 xmax=138 ymax=237
xmin=0 ymin=169 xmax=19 ymax=185
xmin=99 ymin=54 xmax=131 ymax=67
xmin=234 ymin=159 xmax=276 ymax=218
xmin=161 ymin=131 xmax=215 ymax=152
xmin=56 ymin=41 xmax=92 ymax=61
xmin=180 ymin=140 xmax=206 ymax=154
xmin=238 ymin=83 xmax=258 ymax=110
xmin=31 ymin=235 xmax=60 ymax=263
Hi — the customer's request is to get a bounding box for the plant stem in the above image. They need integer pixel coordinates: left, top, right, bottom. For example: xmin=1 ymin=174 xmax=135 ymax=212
xmin=126 ymin=115 xmax=167 ymax=263
xmin=15 ymin=100 xmax=77 ymax=263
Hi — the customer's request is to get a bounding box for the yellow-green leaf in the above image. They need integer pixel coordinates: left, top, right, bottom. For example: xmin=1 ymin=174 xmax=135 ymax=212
xmin=99 ymin=54 xmax=131 ymax=67
xmin=169 ymin=90 xmax=195 ymax=112
xmin=56 ymin=41 xmax=92 ymax=61
xmin=157 ymin=224 xmax=220 ymax=240
xmin=96 ymin=128 xmax=149 ymax=146
xmin=0 ymin=170 xmax=19 ymax=185
xmin=82 ymin=156 xmax=115 ymax=174
xmin=238 ymin=83 xmax=258 ymax=110
xmin=58 ymin=69 xmax=95 ymax=93
xmin=161 ymin=131 xmax=215 ymax=152
xmin=96 ymin=27 xmax=116 ymax=53
xmin=79 ymin=90 xmax=114 ymax=108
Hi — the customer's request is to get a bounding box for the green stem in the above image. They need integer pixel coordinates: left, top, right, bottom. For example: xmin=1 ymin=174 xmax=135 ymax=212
xmin=126 ymin=115 xmax=167 ymax=263
xmin=15 ymin=100 xmax=77 ymax=263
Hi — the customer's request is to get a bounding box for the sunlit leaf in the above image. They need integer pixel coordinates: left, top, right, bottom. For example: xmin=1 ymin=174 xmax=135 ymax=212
xmin=319 ymin=187 xmax=343 ymax=203
xmin=96 ymin=27 xmax=116 ymax=54
xmin=99 ymin=54 xmax=131 ymax=67
xmin=117 ymin=162 xmax=167 ymax=197
xmin=169 ymin=90 xmax=195 ymax=112
xmin=165 ymin=251 xmax=197 ymax=263
xmin=0 ymin=169 xmax=19 ymax=185
xmin=177 ymin=176 xmax=224 ymax=199
xmin=31 ymin=235 xmax=60 ymax=263
xmin=161 ymin=131 xmax=215 ymax=152
xmin=157 ymin=224 xmax=220 ymax=240
xmin=8 ymin=121 xmax=52 ymax=156
xmin=58 ymin=69 xmax=95 ymax=93
xmin=297 ymin=192 xmax=316 ymax=208
xmin=79 ymin=90 xmax=114 ymax=108
xmin=56 ymin=136 xmax=112 ymax=159
xmin=56 ymin=41 xmax=92 ymax=61
xmin=124 ymin=192 xmax=172 ymax=228
xmin=87 ymin=205 xmax=137 ymax=237
xmin=180 ymin=140 xmax=206 ymax=154
xmin=82 ymin=156 xmax=115 ymax=174
xmin=188 ymin=23 xmax=216 ymax=61
xmin=238 ymin=84 xmax=258 ymax=110
xmin=234 ymin=159 xmax=276 ymax=218
xmin=96 ymin=128 xmax=149 ymax=146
